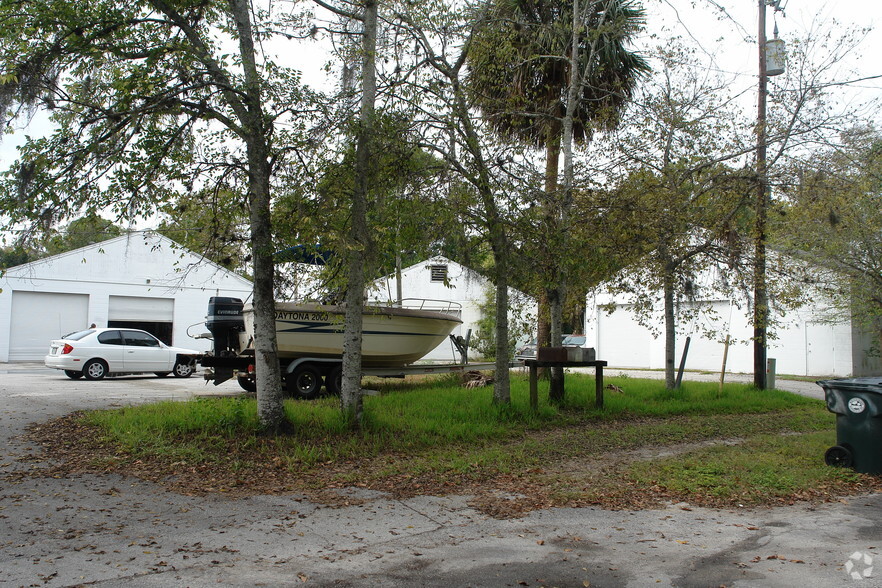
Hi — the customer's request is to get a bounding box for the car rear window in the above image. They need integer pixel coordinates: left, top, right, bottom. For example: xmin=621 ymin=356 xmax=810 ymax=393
xmin=97 ymin=330 xmax=125 ymax=346
xmin=65 ymin=329 xmax=96 ymax=341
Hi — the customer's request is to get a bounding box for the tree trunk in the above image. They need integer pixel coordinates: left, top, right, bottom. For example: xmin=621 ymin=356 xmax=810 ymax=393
xmin=663 ymin=263 xmax=677 ymax=389
xmin=340 ymin=0 xmax=378 ymax=427
xmin=548 ymin=285 xmax=565 ymax=402
xmin=440 ymin=59 xmax=512 ymax=404
xmin=539 ymin=120 xmax=562 ymax=353
xmin=540 ymin=112 xmax=563 ymax=388
xmin=250 ymin=168 xmax=286 ymax=431
xmin=490 ymin=221 xmax=511 ymax=404
xmin=493 ymin=271 xmax=511 ymax=404
xmin=549 ymin=0 xmax=586 ymax=402
xmin=230 ymin=0 xmax=285 ymax=432
xmin=536 ymin=124 xmax=560 ymax=354
xmin=341 ymin=245 xmax=366 ymax=427
xmin=536 ymin=291 xmax=550 ymax=350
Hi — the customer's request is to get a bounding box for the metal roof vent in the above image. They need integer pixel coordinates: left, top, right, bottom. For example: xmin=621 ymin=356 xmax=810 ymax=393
xmin=430 ymin=264 xmax=448 ymax=283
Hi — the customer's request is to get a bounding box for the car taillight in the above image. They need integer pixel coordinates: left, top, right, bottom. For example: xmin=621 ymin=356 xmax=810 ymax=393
xmin=247 ymin=364 xmax=255 ymax=374
xmin=61 ymin=344 xmax=74 ymax=355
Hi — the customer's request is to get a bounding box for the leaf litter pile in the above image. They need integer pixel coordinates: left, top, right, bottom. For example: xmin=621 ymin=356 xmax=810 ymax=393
xmin=12 ymin=411 xmax=882 ymax=519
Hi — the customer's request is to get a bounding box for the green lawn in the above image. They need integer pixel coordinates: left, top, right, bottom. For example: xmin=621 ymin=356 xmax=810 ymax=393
xmin=59 ymin=372 xmax=879 ymax=512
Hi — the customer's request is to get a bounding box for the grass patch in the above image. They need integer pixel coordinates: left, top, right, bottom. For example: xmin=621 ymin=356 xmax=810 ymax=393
xmin=627 ymin=431 xmax=866 ymax=506
xmin=84 ymin=396 xmax=262 ymax=461
xmin=50 ymin=372 xmax=881 ymax=513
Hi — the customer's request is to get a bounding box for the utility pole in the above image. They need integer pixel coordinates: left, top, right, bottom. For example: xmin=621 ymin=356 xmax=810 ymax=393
xmin=754 ymin=0 xmax=769 ymax=389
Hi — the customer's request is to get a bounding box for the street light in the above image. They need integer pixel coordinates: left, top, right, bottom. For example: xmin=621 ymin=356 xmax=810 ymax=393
xmin=766 ymin=26 xmax=786 ymax=76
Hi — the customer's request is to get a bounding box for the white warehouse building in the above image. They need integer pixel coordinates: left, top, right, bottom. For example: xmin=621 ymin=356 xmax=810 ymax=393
xmin=0 ymin=231 xmax=253 ymax=361
xmin=586 ymin=268 xmax=881 ymax=378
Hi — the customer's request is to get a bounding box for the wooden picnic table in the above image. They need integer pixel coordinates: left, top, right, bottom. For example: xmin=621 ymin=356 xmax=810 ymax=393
xmin=523 ymin=359 xmax=608 ymax=411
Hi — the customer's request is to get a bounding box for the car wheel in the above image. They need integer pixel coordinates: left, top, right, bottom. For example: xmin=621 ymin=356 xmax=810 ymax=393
xmin=155 ymin=372 xmax=171 ymax=378
xmin=64 ymin=370 xmax=83 ymax=380
xmin=237 ymin=376 xmax=257 ymax=393
xmin=286 ymin=364 xmax=322 ymax=399
xmin=325 ymin=365 xmax=343 ymax=396
xmin=172 ymin=361 xmax=194 ymax=378
xmin=83 ymin=359 xmax=108 ymax=380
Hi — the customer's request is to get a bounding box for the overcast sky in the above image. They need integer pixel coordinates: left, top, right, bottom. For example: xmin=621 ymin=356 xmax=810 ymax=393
xmin=2 ymin=0 xmax=879 ymax=174
xmin=646 ymin=0 xmax=881 ymax=118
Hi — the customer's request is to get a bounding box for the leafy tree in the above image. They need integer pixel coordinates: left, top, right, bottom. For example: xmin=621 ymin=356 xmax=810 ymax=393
xmin=274 ymin=114 xmax=454 ymax=297
xmin=467 ymin=0 xmax=648 ymax=400
xmin=44 ymin=213 xmax=124 ymax=255
xmin=0 ymin=245 xmax=36 ymax=269
xmin=337 ymin=0 xmax=380 ymax=427
xmin=563 ymin=182 xmax=646 ymax=324
xmin=775 ymin=126 xmax=882 ymax=354
xmin=392 ymin=0 xmax=539 ymax=404
xmin=609 ymin=166 xmax=752 ymax=387
xmin=157 ymin=190 xmax=250 ymax=273
xmin=467 ymin=0 xmax=648 ymax=157
xmin=0 ymin=0 xmax=316 ymax=432
xmin=1 ymin=213 xmax=123 ymax=264
xmin=610 ymin=42 xmax=754 ymax=388
xmin=301 ymin=0 xmax=381 ymax=427
xmin=472 ymin=285 xmax=535 ymax=359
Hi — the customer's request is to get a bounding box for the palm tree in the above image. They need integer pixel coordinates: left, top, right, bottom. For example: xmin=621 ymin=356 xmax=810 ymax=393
xmin=468 ymin=0 xmax=648 ymax=166
xmin=467 ymin=0 xmax=649 ymax=389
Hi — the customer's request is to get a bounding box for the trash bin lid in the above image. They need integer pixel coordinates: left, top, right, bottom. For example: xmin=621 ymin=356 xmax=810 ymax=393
xmin=817 ymin=377 xmax=882 ymax=394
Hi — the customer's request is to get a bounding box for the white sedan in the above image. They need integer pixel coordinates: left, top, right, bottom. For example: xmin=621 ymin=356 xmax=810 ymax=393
xmin=45 ymin=328 xmax=200 ymax=380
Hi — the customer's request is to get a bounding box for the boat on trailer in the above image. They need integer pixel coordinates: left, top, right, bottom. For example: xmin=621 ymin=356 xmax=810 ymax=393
xmin=242 ymin=299 xmax=463 ymax=368
xmin=203 ymin=296 xmax=466 ymax=396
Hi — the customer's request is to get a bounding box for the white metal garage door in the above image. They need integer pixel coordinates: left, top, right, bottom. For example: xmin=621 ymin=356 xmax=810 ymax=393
xmin=9 ymin=291 xmax=90 ymax=361
xmin=673 ymin=301 xmax=732 ymax=372
xmin=108 ymin=296 xmax=174 ymax=321
xmin=596 ymin=305 xmax=653 ymax=369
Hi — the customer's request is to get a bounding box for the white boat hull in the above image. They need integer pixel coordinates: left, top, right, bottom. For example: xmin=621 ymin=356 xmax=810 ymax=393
xmin=243 ymin=302 xmax=462 ymax=367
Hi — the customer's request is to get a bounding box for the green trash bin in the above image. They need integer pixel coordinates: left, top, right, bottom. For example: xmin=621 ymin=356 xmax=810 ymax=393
xmin=818 ymin=378 xmax=882 ymax=475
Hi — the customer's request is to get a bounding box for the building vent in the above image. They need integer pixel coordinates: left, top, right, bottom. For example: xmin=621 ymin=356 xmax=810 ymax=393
xmin=430 ymin=264 xmax=448 ymax=283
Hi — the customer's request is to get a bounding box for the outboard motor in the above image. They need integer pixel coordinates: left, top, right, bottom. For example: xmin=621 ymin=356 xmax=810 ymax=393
xmin=206 ymin=297 xmax=245 ymax=355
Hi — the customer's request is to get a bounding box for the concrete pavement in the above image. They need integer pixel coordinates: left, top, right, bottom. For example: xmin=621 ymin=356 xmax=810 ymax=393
xmin=1 ymin=363 xmax=880 ymax=587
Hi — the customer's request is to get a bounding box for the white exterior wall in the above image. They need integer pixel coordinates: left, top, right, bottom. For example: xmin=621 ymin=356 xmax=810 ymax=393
xmin=371 ymin=257 xmax=536 ymax=362
xmin=587 ymin=276 xmax=878 ymax=378
xmin=0 ymin=232 xmax=253 ymax=360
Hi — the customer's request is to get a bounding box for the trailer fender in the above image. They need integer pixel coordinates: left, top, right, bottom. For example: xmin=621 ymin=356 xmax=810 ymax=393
xmin=283 ymin=357 xmax=341 ymax=375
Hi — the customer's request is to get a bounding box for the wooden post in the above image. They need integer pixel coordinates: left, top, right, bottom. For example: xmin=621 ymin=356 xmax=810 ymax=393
xmin=675 ymin=336 xmax=691 ymax=389
xmin=595 ymin=364 xmax=604 ymax=409
xmin=719 ymin=335 xmax=730 ymax=396
xmin=529 ymin=361 xmax=538 ymax=412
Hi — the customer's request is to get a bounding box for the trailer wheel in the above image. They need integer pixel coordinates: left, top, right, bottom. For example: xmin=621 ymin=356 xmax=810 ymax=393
xmin=237 ymin=375 xmax=256 ymax=393
xmin=325 ymin=365 xmax=343 ymax=396
xmin=287 ymin=364 xmax=322 ymax=399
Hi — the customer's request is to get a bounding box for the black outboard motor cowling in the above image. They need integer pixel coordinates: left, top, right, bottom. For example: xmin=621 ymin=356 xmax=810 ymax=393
xmin=206 ymin=297 xmax=245 ymax=354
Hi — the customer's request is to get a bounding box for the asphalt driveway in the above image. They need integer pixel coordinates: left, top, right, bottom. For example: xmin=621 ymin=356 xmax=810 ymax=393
xmin=1 ymin=364 xmax=880 ymax=587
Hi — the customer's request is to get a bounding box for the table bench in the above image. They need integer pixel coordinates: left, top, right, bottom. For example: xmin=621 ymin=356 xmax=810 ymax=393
xmin=523 ymin=359 xmax=608 ymax=410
